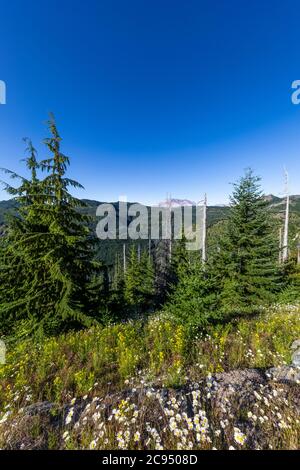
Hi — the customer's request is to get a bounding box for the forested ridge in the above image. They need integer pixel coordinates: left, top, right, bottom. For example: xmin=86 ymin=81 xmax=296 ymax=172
xmin=0 ymin=116 xmax=299 ymax=450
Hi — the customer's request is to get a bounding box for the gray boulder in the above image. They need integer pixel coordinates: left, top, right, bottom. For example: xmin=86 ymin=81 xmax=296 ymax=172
xmin=291 ymin=339 xmax=300 ymax=367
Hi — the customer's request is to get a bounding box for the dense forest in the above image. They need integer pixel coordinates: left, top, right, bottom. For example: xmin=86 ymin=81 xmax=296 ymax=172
xmin=0 ymin=117 xmax=299 ymax=450
xmin=0 ymin=115 xmax=299 ymax=338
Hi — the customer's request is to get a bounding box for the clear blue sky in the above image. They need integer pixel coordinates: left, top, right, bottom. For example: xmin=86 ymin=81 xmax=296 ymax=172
xmin=0 ymin=0 xmax=300 ymax=205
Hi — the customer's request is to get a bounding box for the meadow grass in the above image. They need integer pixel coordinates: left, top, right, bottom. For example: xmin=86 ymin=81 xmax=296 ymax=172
xmin=0 ymin=303 xmax=299 ymax=449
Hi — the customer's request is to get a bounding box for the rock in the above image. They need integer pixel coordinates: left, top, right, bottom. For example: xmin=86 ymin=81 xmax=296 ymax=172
xmin=268 ymin=365 xmax=300 ymax=384
xmin=4 ymin=366 xmax=299 ymax=450
xmin=292 ymin=350 xmax=300 ymax=367
xmin=24 ymin=401 xmax=55 ymax=416
xmin=267 ymin=338 xmax=300 ymax=382
xmin=291 ymin=339 xmax=300 ymax=350
xmin=0 ymin=340 xmax=6 ymax=365
xmin=291 ymin=339 xmax=300 ymax=367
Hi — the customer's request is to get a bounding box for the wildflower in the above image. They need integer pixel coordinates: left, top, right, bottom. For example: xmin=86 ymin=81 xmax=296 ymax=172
xmin=187 ymin=419 xmax=193 ymax=430
xmin=234 ymin=427 xmax=246 ymax=446
xmin=92 ymin=412 xmax=101 ymax=422
xmin=117 ymin=438 xmax=125 ymax=449
xmin=134 ymin=431 xmax=140 ymax=442
xmin=65 ymin=408 xmax=74 ymax=425
xmin=89 ymin=439 xmax=97 ymax=449
xmin=254 ymin=391 xmax=262 ymax=401
xmin=169 ymin=418 xmax=177 ymax=432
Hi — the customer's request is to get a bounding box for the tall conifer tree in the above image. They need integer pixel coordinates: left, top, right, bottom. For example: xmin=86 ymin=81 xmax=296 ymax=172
xmin=0 ymin=115 xmax=102 ymax=337
xmin=216 ymin=169 xmax=278 ymax=311
xmin=124 ymin=246 xmax=155 ymax=314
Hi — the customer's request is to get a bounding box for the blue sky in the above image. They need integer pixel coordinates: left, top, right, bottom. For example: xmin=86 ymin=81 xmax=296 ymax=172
xmin=0 ymin=0 xmax=300 ymax=205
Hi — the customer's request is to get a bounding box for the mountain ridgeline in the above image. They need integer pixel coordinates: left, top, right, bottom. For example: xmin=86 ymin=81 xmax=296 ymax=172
xmin=0 ymin=194 xmax=299 ymax=265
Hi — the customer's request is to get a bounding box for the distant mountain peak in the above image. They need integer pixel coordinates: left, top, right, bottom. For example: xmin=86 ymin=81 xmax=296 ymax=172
xmin=157 ymin=198 xmax=196 ymax=207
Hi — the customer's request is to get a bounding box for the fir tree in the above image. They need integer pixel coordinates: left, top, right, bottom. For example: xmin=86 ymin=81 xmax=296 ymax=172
xmin=0 ymin=115 xmax=102 ymax=337
xmin=152 ymin=239 xmax=171 ymax=305
xmin=215 ymin=169 xmax=278 ymax=312
xmin=169 ymin=236 xmax=189 ymax=288
xmin=107 ymin=253 xmax=126 ymax=320
xmin=167 ymin=254 xmax=220 ymax=330
xmin=278 ymin=256 xmax=300 ymax=303
xmin=124 ymin=246 xmax=155 ymax=314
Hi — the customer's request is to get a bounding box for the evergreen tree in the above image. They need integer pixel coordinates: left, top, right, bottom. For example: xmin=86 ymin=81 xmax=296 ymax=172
xmin=167 ymin=254 xmax=220 ymax=330
xmin=278 ymin=256 xmax=300 ymax=303
xmin=124 ymin=246 xmax=155 ymax=314
xmin=107 ymin=253 xmax=126 ymax=320
xmin=152 ymin=239 xmax=171 ymax=305
xmin=140 ymin=249 xmax=155 ymax=310
xmin=169 ymin=236 xmax=189 ymax=288
xmin=215 ymin=169 xmax=278 ymax=312
xmin=0 ymin=115 xmax=102 ymax=337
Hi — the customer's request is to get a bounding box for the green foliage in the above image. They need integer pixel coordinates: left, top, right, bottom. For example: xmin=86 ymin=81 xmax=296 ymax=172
xmin=169 ymin=236 xmax=189 ymax=287
xmin=213 ymin=169 xmax=279 ymax=313
xmin=167 ymin=170 xmax=285 ymax=328
xmin=167 ymin=255 xmax=220 ymax=330
xmin=0 ymin=115 xmax=103 ymax=337
xmin=0 ymin=127 xmax=297 ymax=340
xmin=278 ymin=257 xmax=300 ymax=303
xmin=0 ymin=304 xmax=299 ymax=410
xmin=124 ymin=246 xmax=155 ymax=314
